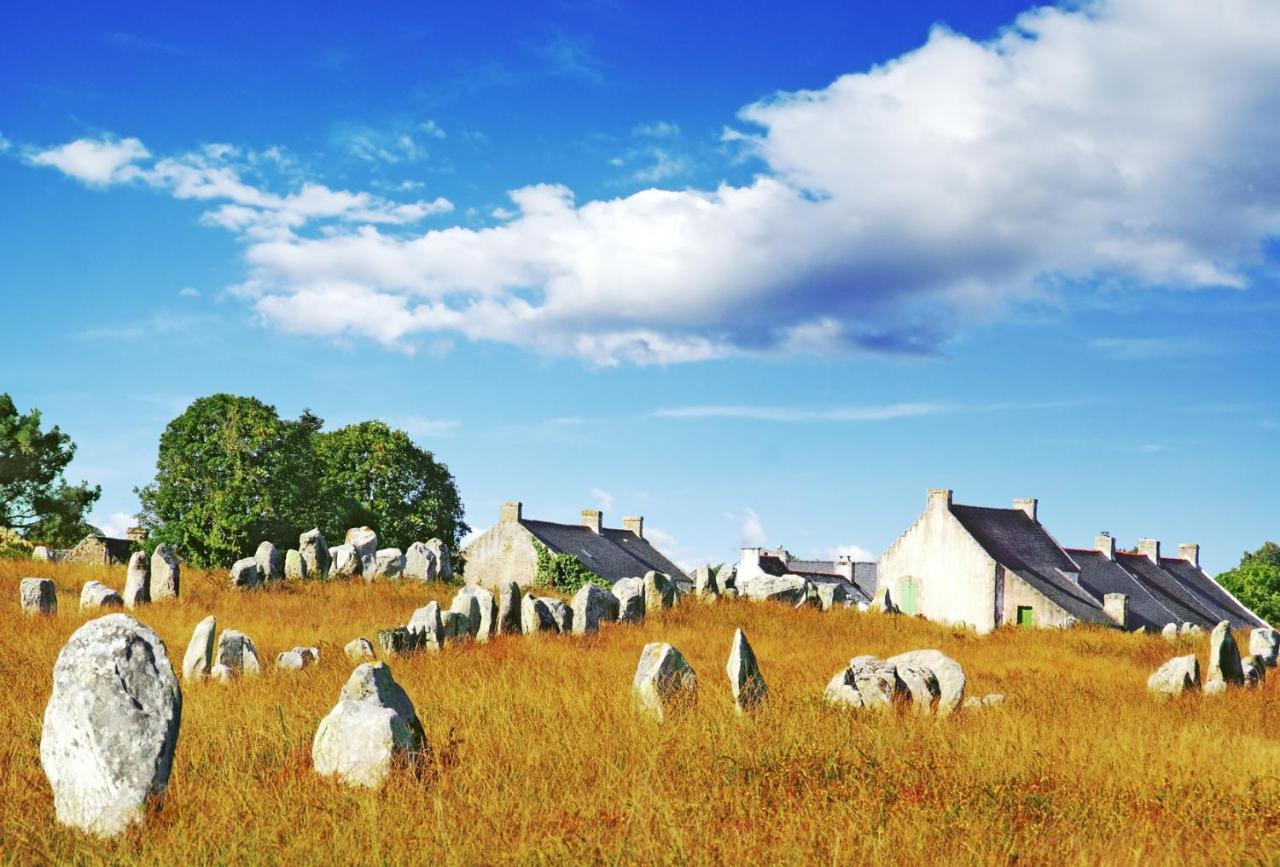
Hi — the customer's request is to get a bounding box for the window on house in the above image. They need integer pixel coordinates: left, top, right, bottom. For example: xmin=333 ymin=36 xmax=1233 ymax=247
xmin=1016 ymin=605 xmax=1034 ymax=627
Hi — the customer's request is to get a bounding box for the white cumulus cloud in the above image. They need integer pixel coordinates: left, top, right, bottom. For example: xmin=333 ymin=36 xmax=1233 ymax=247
xmin=28 ymin=136 xmax=149 ymax=185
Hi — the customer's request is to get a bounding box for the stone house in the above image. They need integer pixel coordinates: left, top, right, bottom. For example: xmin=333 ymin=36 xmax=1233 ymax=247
xmin=462 ymin=502 xmax=688 ymax=590
xmin=736 ymin=547 xmax=877 ymax=603
xmin=65 ymin=534 xmax=134 ymax=566
xmin=878 ymin=488 xmax=1265 ymax=633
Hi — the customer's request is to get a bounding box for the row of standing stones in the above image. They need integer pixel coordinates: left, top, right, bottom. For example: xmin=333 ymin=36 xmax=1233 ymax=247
xmin=34 ymin=563 xmax=985 ymax=838
xmin=230 ymin=528 xmax=453 ymax=589
xmin=1148 ymin=622 xmax=1279 ymax=696
xmin=19 ymin=544 xmax=181 ymax=618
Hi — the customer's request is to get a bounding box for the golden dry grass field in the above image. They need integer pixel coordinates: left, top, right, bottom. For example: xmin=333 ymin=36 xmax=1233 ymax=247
xmin=2 ymin=558 xmax=1280 ymax=865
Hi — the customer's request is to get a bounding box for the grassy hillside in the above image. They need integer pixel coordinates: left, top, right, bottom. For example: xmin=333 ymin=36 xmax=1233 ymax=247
xmin=3 ymin=558 xmax=1280 ymax=865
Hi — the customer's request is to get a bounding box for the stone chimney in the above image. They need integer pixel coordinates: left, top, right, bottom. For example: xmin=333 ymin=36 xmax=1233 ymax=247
xmin=581 ymin=509 xmax=603 ymax=534
xmin=622 ymin=516 xmax=644 ymax=539
xmin=1137 ymin=538 xmax=1161 ymax=563
xmin=927 ymin=488 xmax=953 ymax=510
xmin=1178 ymin=543 xmax=1200 ymax=569
xmin=834 ymin=555 xmax=854 ymax=580
xmin=126 ymin=526 xmax=148 ymax=543
xmin=1013 ymin=498 xmax=1038 ymax=522
xmin=1103 ymin=593 xmax=1128 ymax=629
xmin=1095 ymin=532 xmax=1116 ymax=560
xmin=738 ymin=547 xmax=764 ymax=579
xmin=500 ymin=501 xmax=523 ymax=524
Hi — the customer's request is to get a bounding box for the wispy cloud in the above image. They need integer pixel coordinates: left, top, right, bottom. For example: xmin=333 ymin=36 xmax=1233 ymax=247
xmin=78 ymin=312 xmax=214 ymax=340
xmin=590 ymin=487 xmax=615 ymax=511
xmin=652 ymin=401 xmax=1074 ymax=423
xmin=396 ymin=416 xmax=462 ymax=438
xmin=1089 ymin=336 xmax=1216 ymax=360
xmin=533 ymin=30 xmax=603 ymax=81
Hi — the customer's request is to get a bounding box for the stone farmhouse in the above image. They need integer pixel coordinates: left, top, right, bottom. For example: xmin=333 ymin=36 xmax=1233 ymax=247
xmin=877 ymin=488 xmax=1264 ymax=633
xmin=737 ymin=547 xmax=878 ymax=603
xmin=462 ymin=502 xmax=689 ymax=589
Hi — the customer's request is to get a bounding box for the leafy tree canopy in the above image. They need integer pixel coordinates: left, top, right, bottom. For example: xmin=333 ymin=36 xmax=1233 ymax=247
xmin=0 ymin=393 xmax=100 ymax=546
xmin=1217 ymin=542 xmax=1280 ymax=626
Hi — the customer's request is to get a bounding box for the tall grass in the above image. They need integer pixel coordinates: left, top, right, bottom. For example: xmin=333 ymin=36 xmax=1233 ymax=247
xmin=2 ymin=558 xmax=1279 ymax=865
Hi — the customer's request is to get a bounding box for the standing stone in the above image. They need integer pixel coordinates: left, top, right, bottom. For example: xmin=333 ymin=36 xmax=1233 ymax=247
xmin=255 ymin=541 xmax=283 ymax=583
xmin=299 ymin=528 xmax=331 ymax=579
xmin=1180 ymin=622 xmax=1205 ymax=638
xmin=378 ymin=627 xmax=412 ymax=656
xmin=886 ymin=649 xmax=967 ymax=715
xmin=1148 ymin=654 xmax=1201 ymax=695
xmin=571 ymin=584 xmax=620 ymax=635
xmin=213 ymin=629 xmax=261 ymax=679
xmin=614 ymin=578 xmax=646 ymax=622
xmin=544 ymin=597 xmax=572 ymax=633
xmin=1161 ymin=623 xmax=1179 ymax=641
xmin=726 ymin=629 xmax=767 ymax=713
xmin=633 ymin=643 xmax=697 ymax=721
xmin=40 ymin=614 xmax=182 ymax=837
xmin=123 ymin=551 xmax=150 ymax=609
xmin=454 ymin=587 xmax=497 ymax=641
xmin=329 ymin=545 xmax=361 ymax=579
xmin=521 ymin=594 xmax=557 ymax=634
xmin=425 ymin=538 xmax=452 ymax=581
xmin=407 ymin=603 xmax=444 ymax=652
xmin=441 ymin=611 xmax=470 ymax=644
xmin=181 ymin=615 xmax=217 ymax=681
xmin=229 ymin=557 xmax=261 ymax=589
xmin=1249 ymin=628 xmax=1280 ymax=669
xmin=496 ymin=581 xmax=522 ymax=635
xmin=345 ymin=638 xmax=376 ymax=662
xmin=403 ymin=541 xmax=437 ymax=582
xmin=20 ymin=577 xmax=57 ymax=615
xmin=33 ymin=545 xmax=54 ymax=561
xmin=284 ymin=549 xmax=307 ymax=581
xmin=1242 ymin=655 xmax=1265 ymax=688
xmin=373 ymin=548 xmax=406 ymax=581
xmin=694 ymin=566 xmax=719 ymax=599
xmin=814 ymin=581 xmax=852 ymax=612
xmin=345 ymin=527 xmax=378 ymax=576
xmin=870 ymin=585 xmax=897 ymax=613
xmin=740 ymin=573 xmax=809 ymax=606
xmin=449 ymin=591 xmax=483 ymax=638
xmin=80 ymin=581 xmax=123 ymax=610
xmin=148 ymin=544 xmax=180 ymax=600
xmin=312 ymin=662 xmax=426 ymax=788
xmin=277 ymin=647 xmax=319 ymax=671
xmin=643 ymin=571 xmax=675 ymax=613
xmin=1204 ymin=620 xmax=1244 ymax=695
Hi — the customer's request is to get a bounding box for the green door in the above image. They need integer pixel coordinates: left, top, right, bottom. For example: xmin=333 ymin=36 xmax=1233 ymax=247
xmin=1016 ymin=606 xmax=1034 ymax=628
xmin=899 ymin=578 xmax=918 ymax=615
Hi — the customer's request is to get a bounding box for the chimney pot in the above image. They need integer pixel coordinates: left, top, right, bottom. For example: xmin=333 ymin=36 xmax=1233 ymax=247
xmin=1013 ymin=498 xmax=1038 ymax=522
xmin=1178 ymin=543 xmax=1200 ymax=569
xmin=927 ymin=488 xmax=953 ymax=510
xmin=1095 ymin=533 xmax=1116 ymax=560
xmin=1137 ymin=538 xmax=1161 ymax=563
xmin=622 ymin=516 xmax=644 ymax=538
xmin=500 ymin=501 xmax=523 ymax=524
xmin=581 ymin=509 xmax=603 ymax=534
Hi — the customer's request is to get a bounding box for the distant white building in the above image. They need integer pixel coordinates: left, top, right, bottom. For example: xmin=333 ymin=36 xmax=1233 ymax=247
xmin=736 ymin=546 xmax=877 ymax=603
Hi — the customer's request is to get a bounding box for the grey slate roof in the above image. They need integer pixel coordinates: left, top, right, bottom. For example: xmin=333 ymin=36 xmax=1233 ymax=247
xmin=1160 ymin=557 xmax=1264 ymax=628
xmin=949 ymin=504 xmax=1111 ymax=626
xmin=1113 ymin=553 xmax=1221 ymax=629
xmin=520 ymin=519 xmax=687 ymax=586
xmin=852 ymin=562 xmax=879 ymax=602
xmin=1069 ymin=549 xmax=1182 ymax=632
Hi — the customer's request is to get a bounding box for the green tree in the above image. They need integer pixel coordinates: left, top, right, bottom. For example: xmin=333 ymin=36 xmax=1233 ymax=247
xmin=312 ymin=421 xmax=467 ymax=550
xmin=0 ymin=393 xmax=101 ymax=546
xmin=1217 ymin=542 xmax=1280 ymax=626
xmin=137 ymin=394 xmax=321 ymax=568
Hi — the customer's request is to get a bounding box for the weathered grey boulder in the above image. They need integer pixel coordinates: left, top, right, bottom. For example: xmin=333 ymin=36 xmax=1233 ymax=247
xmin=345 ymin=637 xmax=376 ymax=662
xmin=613 ymin=577 xmax=646 ymax=622
xmin=496 ymin=581 xmax=522 ymax=635
xmin=378 ymin=627 xmax=412 ymax=656
xmin=299 ymin=528 xmax=331 ymax=578
xmin=33 ymin=545 xmax=54 ymax=561
xmin=1243 ymin=655 xmax=1265 ymax=688
xmin=408 ymin=602 xmax=444 ymax=652
xmin=181 ymin=615 xmax=216 ymax=681
xmin=848 ymin=656 xmax=904 ymax=710
xmin=1204 ymin=620 xmax=1244 ymax=695
xmin=812 ymin=579 xmax=855 ymax=612
xmin=1148 ymin=654 xmax=1201 ymax=695
xmin=229 ymin=557 xmax=261 ymax=589
xmin=329 ymin=545 xmax=360 ymax=579
xmin=80 ymin=581 xmax=123 ymax=610
xmin=544 ymin=597 xmax=572 ymax=633
xmin=1179 ymin=622 xmax=1205 ymax=638
xmin=277 ymin=647 xmax=319 ymax=671
xmin=963 ymin=693 xmax=1006 ymax=710
xmin=453 ymin=587 xmax=497 ymax=641
xmin=425 ymin=538 xmax=452 ymax=581
xmin=895 ymin=664 xmax=941 ymax=714
xmin=571 ymin=583 xmax=620 ymax=634
xmin=886 ymin=649 xmax=967 ymax=715
xmin=284 ymin=548 xmax=307 ymax=580
xmin=449 ymin=591 xmax=483 ymax=638
xmin=719 ymin=564 xmax=738 ymax=591
xmin=403 ymin=541 xmax=437 ymax=582
xmin=740 ymin=573 xmax=809 ymax=606
xmin=520 ymin=594 xmax=557 ymax=634
xmin=694 ymin=566 xmax=719 ymax=599
xmin=372 ymin=548 xmax=406 ymax=581
xmin=150 ymin=544 xmax=180 ymax=599
xmin=213 ymin=629 xmax=261 ymax=679
xmin=345 ymin=526 xmax=378 ymax=576
xmin=1161 ymin=622 xmax=1179 ymax=641
xmin=40 ymin=614 xmax=181 ymax=837
xmin=20 ymin=577 xmax=57 ymax=615
xmin=255 ymin=541 xmax=283 ymax=583
xmin=870 ymin=585 xmax=897 ymax=613
xmin=312 ymin=662 xmax=426 ymax=788
xmin=633 ymin=642 xmax=697 ymax=721
xmin=1249 ymin=628 xmax=1280 ymax=669
xmin=726 ymin=628 xmax=767 ymax=713
xmin=643 ymin=571 xmax=676 ymax=612
xmin=123 ymin=551 xmax=150 ymax=608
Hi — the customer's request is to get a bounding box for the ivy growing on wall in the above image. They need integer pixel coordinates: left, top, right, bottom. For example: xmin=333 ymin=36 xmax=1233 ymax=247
xmin=532 ymin=539 xmax=609 ymax=595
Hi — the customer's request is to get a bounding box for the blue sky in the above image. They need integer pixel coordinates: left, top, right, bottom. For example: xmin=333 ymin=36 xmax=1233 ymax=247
xmin=2 ymin=0 xmax=1278 ymax=573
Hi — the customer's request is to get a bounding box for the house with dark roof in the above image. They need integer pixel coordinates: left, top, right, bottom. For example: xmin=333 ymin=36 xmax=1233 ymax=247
xmin=737 ymin=547 xmax=877 ymax=603
xmin=461 ymin=502 xmax=689 ymax=590
xmin=878 ymin=488 xmax=1266 ymax=633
